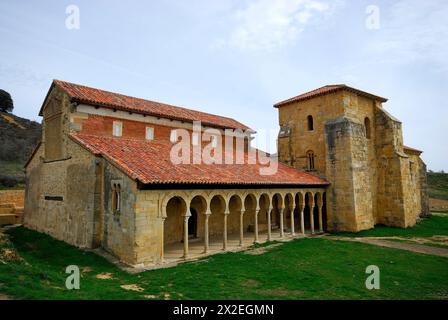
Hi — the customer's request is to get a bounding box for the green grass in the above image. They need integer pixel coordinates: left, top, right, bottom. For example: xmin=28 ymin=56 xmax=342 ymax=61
xmin=1 ymin=226 xmax=447 ymax=300
xmin=334 ymin=216 xmax=448 ymax=238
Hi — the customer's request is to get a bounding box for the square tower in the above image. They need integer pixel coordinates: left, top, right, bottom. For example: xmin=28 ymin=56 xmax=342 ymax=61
xmin=275 ymin=85 xmax=428 ymax=232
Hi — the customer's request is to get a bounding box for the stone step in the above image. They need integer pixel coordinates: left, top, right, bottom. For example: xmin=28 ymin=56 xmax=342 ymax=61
xmin=0 ymin=214 xmax=19 ymax=225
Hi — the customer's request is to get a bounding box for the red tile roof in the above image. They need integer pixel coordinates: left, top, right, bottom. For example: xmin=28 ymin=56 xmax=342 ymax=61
xmin=41 ymin=80 xmax=251 ymax=131
xmin=274 ymin=84 xmax=388 ymax=108
xmin=70 ymin=133 xmax=329 ymax=187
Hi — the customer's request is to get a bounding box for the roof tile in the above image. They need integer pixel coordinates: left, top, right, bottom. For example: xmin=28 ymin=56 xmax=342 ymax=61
xmin=70 ymin=133 xmax=329 ymax=187
xmin=274 ymin=84 xmax=388 ymax=107
xmin=48 ymin=80 xmax=251 ymax=131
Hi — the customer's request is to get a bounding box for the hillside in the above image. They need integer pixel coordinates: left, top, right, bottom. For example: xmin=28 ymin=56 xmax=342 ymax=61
xmin=0 ymin=111 xmax=41 ymax=189
xmin=427 ymin=171 xmax=448 ymax=201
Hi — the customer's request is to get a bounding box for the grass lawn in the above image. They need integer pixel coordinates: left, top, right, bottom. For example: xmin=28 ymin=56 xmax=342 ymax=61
xmin=1 ymin=226 xmax=447 ymax=300
xmin=334 ymin=216 xmax=448 ymax=238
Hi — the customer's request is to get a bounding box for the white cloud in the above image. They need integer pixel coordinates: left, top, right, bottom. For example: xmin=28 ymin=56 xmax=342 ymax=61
xmin=368 ymin=0 xmax=448 ymax=71
xmin=216 ymin=0 xmax=336 ymax=51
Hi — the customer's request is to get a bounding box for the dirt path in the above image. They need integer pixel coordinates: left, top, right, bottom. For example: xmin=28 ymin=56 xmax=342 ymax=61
xmin=329 ymin=236 xmax=448 ymax=258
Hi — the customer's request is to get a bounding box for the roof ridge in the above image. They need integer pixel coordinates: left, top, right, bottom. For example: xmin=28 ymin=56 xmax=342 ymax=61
xmin=49 ymin=80 xmax=250 ymax=131
xmin=56 ymin=80 xmax=233 ymax=119
xmin=274 ymin=84 xmax=387 ymax=108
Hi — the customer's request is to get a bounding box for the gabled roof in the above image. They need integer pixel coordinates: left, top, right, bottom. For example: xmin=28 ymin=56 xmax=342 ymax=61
xmin=274 ymin=84 xmax=388 ymax=108
xmin=39 ymin=80 xmax=251 ymax=131
xmin=70 ymin=133 xmax=329 ymax=187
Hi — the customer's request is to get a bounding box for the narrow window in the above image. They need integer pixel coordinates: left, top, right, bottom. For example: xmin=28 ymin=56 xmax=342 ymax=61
xmin=112 ymin=183 xmax=121 ymax=212
xmin=145 ymin=127 xmax=154 ymax=141
xmin=192 ymin=132 xmax=199 ymax=146
xmin=116 ymin=184 xmax=121 ymax=211
xmin=170 ymin=130 xmax=178 ymax=143
xmin=307 ymin=115 xmax=314 ymax=131
xmin=364 ymin=117 xmax=371 ymax=139
xmin=307 ymin=150 xmax=315 ymax=171
xmin=112 ymin=121 xmax=122 ymax=137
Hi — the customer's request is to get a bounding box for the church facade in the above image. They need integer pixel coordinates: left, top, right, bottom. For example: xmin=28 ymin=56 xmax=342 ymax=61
xmin=23 ymin=81 xmax=428 ymax=267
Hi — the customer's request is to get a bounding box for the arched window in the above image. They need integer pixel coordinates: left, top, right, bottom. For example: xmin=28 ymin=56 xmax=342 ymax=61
xmin=307 ymin=115 xmax=314 ymax=131
xmin=112 ymin=183 xmax=121 ymax=212
xmin=306 ymin=150 xmax=315 ymax=171
xmin=364 ymin=117 xmax=371 ymax=139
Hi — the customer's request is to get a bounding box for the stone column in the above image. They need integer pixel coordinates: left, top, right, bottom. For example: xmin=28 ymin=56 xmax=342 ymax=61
xmin=290 ymin=207 xmax=295 ymax=236
xmin=300 ymin=207 xmax=305 ymax=236
xmin=239 ymin=210 xmax=244 ymax=246
xmin=223 ymin=211 xmax=229 ymax=250
xmin=318 ymin=204 xmax=323 ymax=233
xmin=310 ymin=205 xmax=315 ymax=234
xmin=267 ymin=207 xmax=272 ymax=241
xmin=204 ymin=212 xmax=211 ymax=253
xmin=254 ymin=209 xmax=260 ymax=244
xmin=183 ymin=215 xmax=190 ymax=259
xmin=160 ymin=217 xmax=166 ymax=262
xmin=279 ymin=208 xmax=285 ymax=238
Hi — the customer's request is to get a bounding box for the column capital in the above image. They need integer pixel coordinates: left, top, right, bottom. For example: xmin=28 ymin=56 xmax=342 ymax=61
xmin=224 ymin=210 xmax=230 ymax=216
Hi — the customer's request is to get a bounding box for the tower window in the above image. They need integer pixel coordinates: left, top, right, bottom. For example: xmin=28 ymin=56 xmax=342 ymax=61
xmin=364 ymin=117 xmax=371 ymax=139
xmin=307 ymin=150 xmax=315 ymax=171
xmin=307 ymin=115 xmax=314 ymax=131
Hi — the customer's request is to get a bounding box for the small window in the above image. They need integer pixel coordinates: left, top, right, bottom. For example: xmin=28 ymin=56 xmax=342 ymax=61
xmin=306 ymin=150 xmax=315 ymax=171
xmin=211 ymin=135 xmax=217 ymax=148
xmin=307 ymin=115 xmax=314 ymax=131
xmin=112 ymin=183 xmax=121 ymax=212
xmin=145 ymin=127 xmax=154 ymax=140
xmin=192 ymin=132 xmax=199 ymax=146
xmin=170 ymin=130 xmax=178 ymax=143
xmin=364 ymin=117 xmax=371 ymax=139
xmin=112 ymin=121 xmax=122 ymax=137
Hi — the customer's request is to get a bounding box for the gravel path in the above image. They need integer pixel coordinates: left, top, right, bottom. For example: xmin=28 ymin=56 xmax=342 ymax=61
xmin=329 ymin=236 xmax=448 ymax=258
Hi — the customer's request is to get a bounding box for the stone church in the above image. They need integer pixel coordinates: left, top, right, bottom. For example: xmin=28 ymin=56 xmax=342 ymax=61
xmin=24 ymin=80 xmax=428 ymax=267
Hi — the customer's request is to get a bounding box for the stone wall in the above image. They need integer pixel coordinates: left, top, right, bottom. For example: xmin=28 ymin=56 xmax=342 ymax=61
xmin=0 ymin=190 xmax=24 ymax=207
xmin=24 ymin=139 xmax=97 ymax=247
xmin=101 ymin=161 xmax=137 ymax=264
xmin=0 ymin=190 xmax=25 ymax=225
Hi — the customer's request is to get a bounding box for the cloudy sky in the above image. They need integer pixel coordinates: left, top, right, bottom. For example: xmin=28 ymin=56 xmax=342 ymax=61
xmin=0 ymin=0 xmax=447 ymax=171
